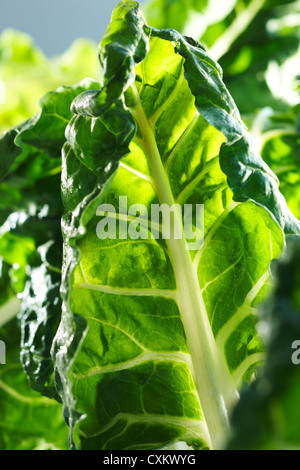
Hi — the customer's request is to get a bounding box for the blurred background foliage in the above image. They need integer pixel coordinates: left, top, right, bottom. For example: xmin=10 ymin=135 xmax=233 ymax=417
xmin=0 ymin=30 xmax=100 ymax=133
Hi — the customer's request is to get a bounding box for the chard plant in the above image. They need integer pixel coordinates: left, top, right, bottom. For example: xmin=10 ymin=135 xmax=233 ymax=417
xmin=0 ymin=0 xmax=300 ymax=451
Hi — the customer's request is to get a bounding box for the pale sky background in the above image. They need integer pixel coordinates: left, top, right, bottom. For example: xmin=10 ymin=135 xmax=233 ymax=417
xmin=0 ymin=0 xmax=145 ymax=56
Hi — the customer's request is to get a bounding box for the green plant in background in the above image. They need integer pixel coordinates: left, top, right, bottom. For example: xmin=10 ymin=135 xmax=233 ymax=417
xmin=0 ymin=0 xmax=300 ymax=450
xmin=0 ymin=29 xmax=99 ymax=133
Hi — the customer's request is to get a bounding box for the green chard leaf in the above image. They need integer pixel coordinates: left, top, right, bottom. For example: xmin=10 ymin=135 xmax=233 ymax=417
xmin=50 ymin=0 xmax=299 ymax=451
xmin=143 ymin=0 xmax=232 ymax=40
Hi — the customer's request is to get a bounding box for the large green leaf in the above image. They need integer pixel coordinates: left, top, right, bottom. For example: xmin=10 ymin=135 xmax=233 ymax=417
xmin=51 ymin=0 xmax=298 ymax=450
xmin=0 ymin=0 xmax=298 ymax=452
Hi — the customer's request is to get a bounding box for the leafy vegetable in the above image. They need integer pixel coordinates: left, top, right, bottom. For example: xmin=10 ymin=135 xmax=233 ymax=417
xmin=0 ymin=0 xmax=299 ymax=451
xmin=52 ymin=0 xmax=297 ymax=450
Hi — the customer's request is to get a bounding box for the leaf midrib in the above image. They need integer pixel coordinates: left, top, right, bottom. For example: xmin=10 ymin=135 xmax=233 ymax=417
xmin=130 ymin=83 xmax=238 ymax=449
